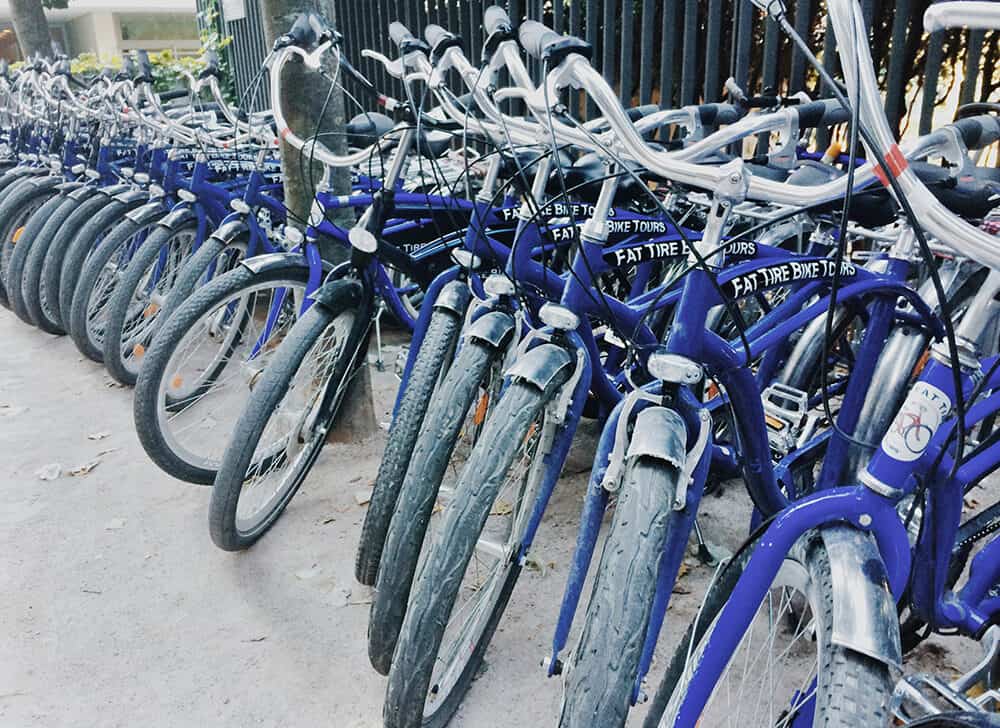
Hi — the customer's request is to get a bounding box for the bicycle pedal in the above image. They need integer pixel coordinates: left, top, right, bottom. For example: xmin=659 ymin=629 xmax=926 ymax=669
xmin=761 ymin=383 xmax=812 ymax=455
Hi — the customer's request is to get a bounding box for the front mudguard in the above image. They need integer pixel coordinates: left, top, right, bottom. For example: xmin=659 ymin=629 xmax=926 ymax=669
xmin=625 ymin=406 xmax=687 ymax=469
xmin=505 ymin=342 xmax=574 ymax=397
xmin=308 ymin=276 xmax=365 ymax=315
xmin=817 ymin=525 xmax=902 ymax=670
xmin=124 ymin=199 xmax=169 ymax=225
xmin=156 ymin=204 xmax=197 ymax=231
xmin=465 ymin=310 xmax=516 ymax=350
xmin=239 ymin=251 xmax=309 ymax=275
xmin=432 ymin=278 xmax=471 ymax=316
xmin=210 ymin=217 xmax=250 ymax=246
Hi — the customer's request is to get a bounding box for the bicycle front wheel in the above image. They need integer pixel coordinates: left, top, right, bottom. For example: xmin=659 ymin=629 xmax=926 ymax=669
xmin=384 ymin=375 xmax=568 ymax=728
xmin=132 ymin=263 xmax=310 ymax=484
xmin=644 ymin=532 xmax=893 ymax=728
xmin=208 ymin=279 xmax=369 ymax=551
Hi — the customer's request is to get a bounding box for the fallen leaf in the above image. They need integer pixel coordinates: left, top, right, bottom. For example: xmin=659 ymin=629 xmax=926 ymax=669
xmin=87 ymin=432 xmax=110 ymax=441
xmin=378 ymin=421 xmax=391 ymax=431
xmin=295 ymin=564 xmax=321 ymax=580
xmin=69 ymin=459 xmax=101 ymax=477
xmin=242 ymin=636 xmax=267 ymax=643
xmin=490 ymin=500 xmax=513 ymax=516
xmin=0 ymin=405 xmax=27 ymax=417
xmin=97 ymin=448 xmax=118 ymax=457
xmin=105 ymin=518 xmax=126 ymax=530
xmin=35 ymin=463 xmax=61 ymax=481
xmin=354 ymin=488 xmax=373 ymax=506
xmin=81 ymin=588 xmax=102 ymax=595
xmin=321 ymin=517 xmax=336 ymax=525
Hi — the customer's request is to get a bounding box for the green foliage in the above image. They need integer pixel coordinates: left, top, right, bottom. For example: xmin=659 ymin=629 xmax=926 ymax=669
xmin=59 ymin=5 xmax=234 ymax=102
xmin=41 ymin=0 xmax=70 ymax=8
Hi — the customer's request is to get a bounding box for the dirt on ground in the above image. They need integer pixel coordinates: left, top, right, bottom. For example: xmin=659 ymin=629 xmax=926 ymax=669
xmin=1 ymin=314 xmax=988 ymax=727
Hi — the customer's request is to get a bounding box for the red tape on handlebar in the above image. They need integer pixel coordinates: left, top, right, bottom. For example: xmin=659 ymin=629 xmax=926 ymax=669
xmin=872 ymin=143 xmax=907 ymax=187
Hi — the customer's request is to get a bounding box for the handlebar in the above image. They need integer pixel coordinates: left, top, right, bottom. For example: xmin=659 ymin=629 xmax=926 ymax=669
xmin=484 ymin=6 xmax=513 ymax=35
xmin=950 ymin=114 xmax=1000 ymax=150
xmin=795 ymin=98 xmax=850 ymax=128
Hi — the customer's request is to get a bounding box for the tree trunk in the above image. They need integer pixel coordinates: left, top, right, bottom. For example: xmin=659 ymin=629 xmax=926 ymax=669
xmin=259 ymin=0 xmax=353 ymax=239
xmin=10 ymin=0 xmax=51 ymax=61
xmin=259 ymin=0 xmax=376 ymax=440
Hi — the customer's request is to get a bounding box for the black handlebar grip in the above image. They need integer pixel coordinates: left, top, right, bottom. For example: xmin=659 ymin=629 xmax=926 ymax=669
xmin=424 ymin=24 xmax=454 ymax=49
xmin=953 ymin=115 xmax=1000 ymax=150
xmin=484 ymin=6 xmax=512 ymax=35
xmin=288 ymin=13 xmax=318 ymax=48
xmin=518 ymin=20 xmax=561 ymax=60
xmin=796 ymin=98 xmax=850 ymax=128
xmin=696 ymin=103 xmax=741 ymax=126
xmin=389 ymin=21 xmax=416 ymax=48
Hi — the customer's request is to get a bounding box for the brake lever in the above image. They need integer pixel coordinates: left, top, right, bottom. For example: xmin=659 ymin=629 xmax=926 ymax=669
xmin=362 ymin=49 xmax=405 ymax=79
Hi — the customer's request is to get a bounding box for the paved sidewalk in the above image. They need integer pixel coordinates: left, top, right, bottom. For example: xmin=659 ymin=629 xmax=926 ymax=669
xmin=0 ymin=311 xmax=982 ymax=727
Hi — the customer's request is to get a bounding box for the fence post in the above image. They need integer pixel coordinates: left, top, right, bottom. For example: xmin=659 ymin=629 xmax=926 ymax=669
xmin=620 ymin=0 xmax=636 ymax=104
xmin=919 ymin=30 xmax=945 ymax=135
xmin=703 ymin=0 xmax=723 ymax=101
xmin=659 ymin=0 xmax=679 ymax=109
xmin=680 ymin=0 xmax=699 ymax=105
xmin=960 ymin=29 xmax=985 ymax=108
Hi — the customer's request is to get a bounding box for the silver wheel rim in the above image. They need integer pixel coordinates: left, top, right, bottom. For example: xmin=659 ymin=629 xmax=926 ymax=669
xmin=233 ymin=309 xmax=356 ymax=532
xmin=423 ymin=385 xmax=542 ymax=718
xmin=155 ymin=279 xmax=306 ymax=473
xmin=660 ymin=553 xmax=820 ymax=727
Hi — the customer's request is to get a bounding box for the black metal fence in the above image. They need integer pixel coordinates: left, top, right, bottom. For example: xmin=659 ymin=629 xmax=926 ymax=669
xmin=209 ymin=0 xmax=994 ymax=136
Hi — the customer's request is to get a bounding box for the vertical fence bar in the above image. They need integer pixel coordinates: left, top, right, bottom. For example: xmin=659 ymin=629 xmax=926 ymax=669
xmin=789 ymin=0 xmax=811 ymax=92
xmin=761 ymin=17 xmax=779 ymax=92
xmin=620 ymin=0 xmax=635 ymax=104
xmin=586 ymin=0 xmax=599 ymax=117
xmin=680 ymin=0 xmax=698 ymax=105
xmin=919 ymin=30 xmax=944 ymax=135
xmin=960 ymin=29 xmax=985 ymax=107
xmin=659 ymin=0 xmax=678 ymax=108
xmin=570 ymin=0 xmax=583 ymax=114
xmin=602 ymin=0 xmax=617 ymax=99
xmin=703 ymin=0 xmax=722 ymax=101
xmin=816 ymin=14 xmax=841 ymax=148
xmin=733 ymin=0 xmax=752 ymax=93
xmin=639 ymin=0 xmax=656 ymax=105
xmin=554 ymin=0 xmax=564 ymax=33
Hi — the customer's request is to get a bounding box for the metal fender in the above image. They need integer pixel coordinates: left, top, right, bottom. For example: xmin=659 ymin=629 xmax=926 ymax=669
xmin=125 ymin=199 xmax=168 ymax=224
xmin=54 ymin=180 xmax=85 ymax=193
xmin=26 ymin=175 xmax=62 ymax=190
xmin=432 ymin=279 xmax=471 ymax=316
xmin=624 ymin=406 xmax=687 ymax=469
xmin=505 ymin=342 xmax=574 ymax=395
xmin=817 ymin=525 xmax=902 ymax=670
xmin=308 ymin=277 xmax=364 ymax=313
xmin=112 ymin=188 xmax=151 ymax=206
xmin=156 ymin=205 xmax=197 ymax=230
xmin=465 ymin=310 xmax=515 ymax=350
xmin=210 ymin=217 xmax=250 ymax=244
xmin=239 ymin=251 xmax=308 ymax=275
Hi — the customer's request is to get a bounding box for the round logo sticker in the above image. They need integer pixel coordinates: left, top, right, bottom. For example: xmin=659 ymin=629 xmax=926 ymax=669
xmin=880 ymin=382 xmax=952 ymax=462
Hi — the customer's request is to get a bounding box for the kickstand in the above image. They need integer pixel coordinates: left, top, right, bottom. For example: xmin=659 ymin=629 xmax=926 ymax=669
xmin=373 ymin=301 xmax=386 ymax=372
xmin=693 ymin=519 xmax=719 ymax=566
